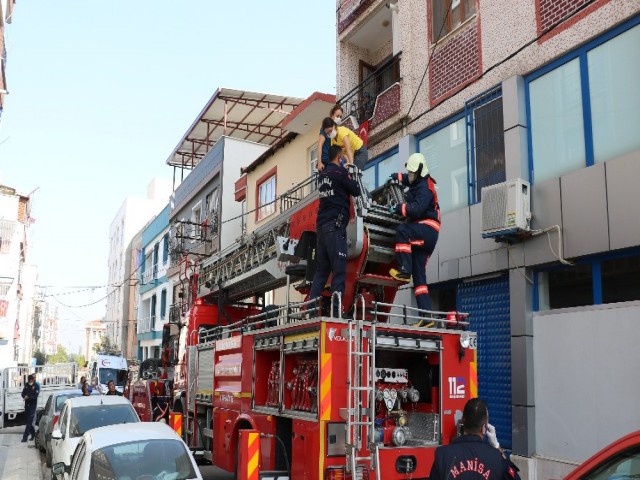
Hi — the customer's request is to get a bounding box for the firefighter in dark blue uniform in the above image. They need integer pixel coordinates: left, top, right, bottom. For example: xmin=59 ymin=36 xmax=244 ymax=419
xmin=428 ymin=398 xmax=520 ymax=480
xmin=388 ymin=153 xmax=440 ymax=313
xmin=310 ymin=145 xmax=361 ymax=315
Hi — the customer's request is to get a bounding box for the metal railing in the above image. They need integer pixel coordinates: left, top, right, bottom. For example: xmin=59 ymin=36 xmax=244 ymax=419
xmin=142 ymin=267 xmax=156 ymax=285
xmin=371 ymin=302 xmax=470 ymax=328
xmin=337 ymin=53 xmax=401 ymax=124
xmin=137 ymin=315 xmax=156 ymax=334
xmin=278 ymin=173 xmax=319 ymax=213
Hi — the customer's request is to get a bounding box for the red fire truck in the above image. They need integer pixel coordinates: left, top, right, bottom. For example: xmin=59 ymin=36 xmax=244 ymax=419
xmin=132 ymin=173 xmax=478 ymax=479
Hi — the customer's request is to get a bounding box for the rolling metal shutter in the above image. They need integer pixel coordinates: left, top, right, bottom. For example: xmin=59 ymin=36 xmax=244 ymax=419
xmin=458 ymin=274 xmax=512 ymax=448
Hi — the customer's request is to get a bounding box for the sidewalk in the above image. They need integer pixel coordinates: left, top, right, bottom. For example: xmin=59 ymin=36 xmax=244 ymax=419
xmin=0 ymin=426 xmax=44 ymax=480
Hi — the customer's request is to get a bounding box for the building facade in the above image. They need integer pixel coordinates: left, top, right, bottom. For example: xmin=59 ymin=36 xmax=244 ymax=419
xmin=0 ymin=185 xmax=33 ymax=366
xmin=138 ymin=204 xmax=171 ymax=360
xmin=336 ymin=0 xmax=640 ymax=476
xmin=85 ymin=319 xmax=106 ymax=359
xmin=0 ymin=0 xmax=16 ymax=121
xmin=122 ymin=228 xmax=142 ymax=360
xmin=105 ymin=177 xmax=171 ymax=351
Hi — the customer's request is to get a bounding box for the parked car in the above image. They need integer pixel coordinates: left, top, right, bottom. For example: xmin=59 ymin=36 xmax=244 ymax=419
xmin=36 ymin=388 xmax=99 ymax=466
xmin=564 ymin=430 xmax=640 ymax=480
xmin=52 ymin=422 xmax=202 ymax=480
xmin=50 ymin=395 xmax=140 ymax=479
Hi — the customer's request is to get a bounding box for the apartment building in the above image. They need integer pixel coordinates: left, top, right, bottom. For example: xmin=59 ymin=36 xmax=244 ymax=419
xmin=105 ymin=178 xmax=171 ymax=351
xmin=166 ymin=88 xmax=302 ymax=313
xmin=85 ymin=319 xmax=106 ymax=358
xmin=336 ymin=0 xmax=640 ymax=475
xmin=0 ymin=0 xmax=15 ymax=120
xmin=138 ymin=204 xmax=171 ymax=360
xmin=122 ymin=229 xmax=142 ymax=360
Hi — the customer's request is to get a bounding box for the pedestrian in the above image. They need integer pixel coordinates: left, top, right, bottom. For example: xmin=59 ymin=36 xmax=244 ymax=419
xmin=316 ymin=105 xmax=345 ymax=172
xmin=77 ymin=375 xmax=87 ymax=390
xmin=387 ymin=153 xmax=440 ymax=323
xmin=322 ymin=117 xmax=368 ymax=170
xmin=81 ymin=382 xmax=91 ymax=396
xmin=21 ymin=374 xmax=39 ymax=442
xmin=428 ymin=398 xmax=520 ymax=480
xmin=309 ymin=145 xmax=361 ymax=317
xmin=105 ymin=380 xmax=121 ymax=396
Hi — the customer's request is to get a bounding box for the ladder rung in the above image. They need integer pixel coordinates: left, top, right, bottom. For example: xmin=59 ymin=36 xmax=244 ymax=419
xmin=354 ymin=456 xmax=374 ymax=462
xmin=351 ymin=421 xmax=372 ymax=426
xmin=351 ymin=386 xmax=373 ymax=391
xmin=352 ymin=352 xmax=372 ymax=356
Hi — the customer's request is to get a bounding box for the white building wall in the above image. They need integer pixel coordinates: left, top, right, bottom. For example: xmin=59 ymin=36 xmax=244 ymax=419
xmin=105 ymin=178 xmax=171 ymax=349
xmin=17 ymin=264 xmax=38 ymax=364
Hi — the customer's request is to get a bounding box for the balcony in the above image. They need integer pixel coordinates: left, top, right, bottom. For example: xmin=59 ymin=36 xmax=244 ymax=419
xmin=137 ymin=315 xmax=155 ymax=334
xmin=337 ymin=0 xmax=377 ymax=34
xmin=338 ymin=54 xmax=401 ymax=132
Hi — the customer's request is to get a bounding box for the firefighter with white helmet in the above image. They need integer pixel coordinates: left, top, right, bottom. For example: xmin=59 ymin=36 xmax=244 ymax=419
xmin=387 ymin=152 xmax=441 ymax=314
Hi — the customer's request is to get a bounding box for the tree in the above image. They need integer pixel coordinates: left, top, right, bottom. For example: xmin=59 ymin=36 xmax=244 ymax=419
xmin=47 ymin=345 xmax=69 ymax=364
xmin=93 ymin=336 xmax=119 ymax=355
xmin=70 ymin=353 xmax=86 ymax=368
xmin=33 ymin=349 xmax=46 ymax=365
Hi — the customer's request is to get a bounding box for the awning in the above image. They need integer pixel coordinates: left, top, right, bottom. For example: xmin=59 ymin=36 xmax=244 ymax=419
xmin=166 ymin=88 xmax=303 ymax=169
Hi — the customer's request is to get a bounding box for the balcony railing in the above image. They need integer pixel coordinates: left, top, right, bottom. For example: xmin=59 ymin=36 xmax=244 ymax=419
xmin=137 ymin=315 xmax=156 ymax=334
xmin=142 ymin=267 xmax=155 ymax=285
xmin=337 ymin=53 xmax=401 ymax=125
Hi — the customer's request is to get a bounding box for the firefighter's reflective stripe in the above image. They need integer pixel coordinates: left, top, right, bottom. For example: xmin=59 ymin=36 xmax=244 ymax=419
xmin=169 ymin=412 xmax=183 ymax=437
xmin=416 ymin=218 xmax=441 ymax=232
xmin=320 ymin=353 xmax=332 ymax=420
xmin=238 ymin=430 xmax=260 ymax=480
xmin=395 ymin=243 xmax=412 ymax=253
xmin=415 ymin=285 xmax=429 ymax=296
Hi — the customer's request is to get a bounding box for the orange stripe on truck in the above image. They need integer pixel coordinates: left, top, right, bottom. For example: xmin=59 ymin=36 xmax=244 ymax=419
xmin=320 ymin=353 xmax=332 ymax=420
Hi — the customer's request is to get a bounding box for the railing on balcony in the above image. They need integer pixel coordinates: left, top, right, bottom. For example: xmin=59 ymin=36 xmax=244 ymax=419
xmin=279 ymin=173 xmax=319 ymax=213
xmin=137 ymin=315 xmax=156 ymax=334
xmin=142 ymin=265 xmax=156 ymax=285
xmin=337 ymin=53 xmax=401 ymax=125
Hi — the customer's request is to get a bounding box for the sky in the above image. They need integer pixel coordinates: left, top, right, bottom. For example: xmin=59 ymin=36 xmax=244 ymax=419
xmin=0 ymin=2 xmax=336 ymax=354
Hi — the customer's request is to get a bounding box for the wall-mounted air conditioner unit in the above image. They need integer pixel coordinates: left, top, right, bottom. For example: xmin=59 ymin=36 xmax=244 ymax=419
xmin=481 ymin=178 xmax=531 ymax=238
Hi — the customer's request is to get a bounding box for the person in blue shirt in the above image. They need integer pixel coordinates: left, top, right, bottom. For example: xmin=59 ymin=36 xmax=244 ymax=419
xmin=309 ymin=145 xmax=361 ymax=316
xmin=316 ymin=105 xmax=344 ymax=171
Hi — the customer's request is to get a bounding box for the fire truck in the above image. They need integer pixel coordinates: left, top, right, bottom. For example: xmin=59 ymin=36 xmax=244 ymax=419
xmin=133 ymin=171 xmax=478 ymax=479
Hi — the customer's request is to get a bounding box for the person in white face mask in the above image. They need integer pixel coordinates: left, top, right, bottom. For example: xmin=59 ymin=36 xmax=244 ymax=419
xmin=321 ymin=116 xmax=368 ymax=170
xmin=316 ymin=105 xmax=346 ymax=172
xmin=387 ymin=153 xmax=441 ymax=319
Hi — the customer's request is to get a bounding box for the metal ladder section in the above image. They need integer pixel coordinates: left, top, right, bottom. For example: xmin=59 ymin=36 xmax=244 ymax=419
xmin=346 ymin=295 xmax=380 ymax=480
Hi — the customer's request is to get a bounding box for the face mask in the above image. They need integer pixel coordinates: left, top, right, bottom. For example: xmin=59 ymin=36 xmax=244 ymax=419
xmin=408 ymin=172 xmax=418 ymax=183
xmin=329 ymin=129 xmax=337 ymax=140
xmin=28 ymin=381 xmax=34 ymax=386
xmin=333 ymin=116 xmax=343 ymax=125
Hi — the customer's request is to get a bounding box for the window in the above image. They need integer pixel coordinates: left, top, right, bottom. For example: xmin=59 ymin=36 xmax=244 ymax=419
xmin=258 ymin=175 xmax=276 ymax=221
xmin=583 ymin=446 xmax=640 ymax=480
xmin=527 ymin=21 xmax=640 ymax=183
xmin=418 ymin=117 xmax=468 ymax=213
xmin=153 ymin=243 xmax=159 ymax=277
xmin=162 ymin=234 xmax=169 ymax=264
xmin=535 ymin=251 xmax=640 ymax=310
xmin=160 ymin=289 xmax=167 ymax=319
xmin=361 ymin=149 xmax=399 ymax=194
xmin=466 ymin=87 xmax=506 ymax=203
xmin=150 ymin=295 xmax=157 ymax=329
xmin=431 ymin=0 xmax=476 ymax=42
xmin=191 ymin=204 xmax=202 ymax=240
xmin=241 ymin=200 xmax=247 ymax=236
xmin=0 ymin=220 xmax=16 ymax=254
xmin=309 ymin=144 xmax=318 ymax=174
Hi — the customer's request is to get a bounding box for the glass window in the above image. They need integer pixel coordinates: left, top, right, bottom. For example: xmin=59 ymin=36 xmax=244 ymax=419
xmin=584 ymin=446 xmax=640 ymax=480
xmin=377 ymin=153 xmax=399 ymax=186
xmin=160 ymin=289 xmax=167 ymax=318
xmin=90 ymin=439 xmax=197 ymax=480
xmin=309 ymin=145 xmax=318 ymax=174
xmin=431 ymin=0 xmax=476 ymax=42
xmin=258 ymin=175 xmax=276 ymax=221
xmin=529 ymin=58 xmax=585 ymax=183
xmin=69 ymin=404 xmax=138 ymax=438
xmin=162 ymin=234 xmax=169 ymax=263
xmin=537 ymin=264 xmax=593 ymax=310
xmin=601 ymin=255 xmax=640 ymax=304
xmin=473 ymin=97 xmax=505 ymax=202
xmin=418 ymin=118 xmax=468 ymax=212
xmin=55 ymin=393 xmax=83 ymax=412
xmin=361 ymin=166 xmax=376 ymax=193
xmin=588 ymin=25 xmax=640 ymax=164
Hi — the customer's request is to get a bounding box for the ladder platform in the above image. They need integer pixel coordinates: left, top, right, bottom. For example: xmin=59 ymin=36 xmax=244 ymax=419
xmin=356 ymin=274 xmax=404 ymax=287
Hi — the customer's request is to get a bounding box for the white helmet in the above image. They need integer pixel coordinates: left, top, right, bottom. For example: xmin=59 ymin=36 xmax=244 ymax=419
xmin=405 ymin=153 xmax=429 ymax=178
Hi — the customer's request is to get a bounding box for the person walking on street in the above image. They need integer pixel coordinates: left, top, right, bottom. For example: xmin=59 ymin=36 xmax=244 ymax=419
xmin=105 ymin=380 xmax=121 ymax=396
xmin=309 ymin=145 xmax=361 ymax=316
xmin=388 ymin=153 xmax=440 ymax=320
xmin=428 ymin=398 xmax=520 ymax=480
xmin=21 ymin=374 xmax=39 ymax=442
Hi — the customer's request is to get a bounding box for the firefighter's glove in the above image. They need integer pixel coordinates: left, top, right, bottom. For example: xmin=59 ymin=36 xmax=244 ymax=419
xmin=486 ymin=423 xmax=500 ymax=449
xmin=385 ymin=174 xmax=396 ymax=186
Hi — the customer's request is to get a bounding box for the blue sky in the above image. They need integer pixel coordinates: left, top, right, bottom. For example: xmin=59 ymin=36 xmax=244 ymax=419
xmin=0 ymin=1 xmax=336 ymax=353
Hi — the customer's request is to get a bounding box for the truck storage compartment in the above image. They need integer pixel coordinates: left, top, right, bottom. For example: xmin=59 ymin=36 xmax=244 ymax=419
xmin=253 ymin=335 xmax=282 ymax=410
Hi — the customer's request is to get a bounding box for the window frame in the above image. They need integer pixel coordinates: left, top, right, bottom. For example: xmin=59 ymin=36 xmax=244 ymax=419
xmin=361 ymin=147 xmax=399 ymax=192
xmin=160 ymin=289 xmax=167 ymax=319
xmin=431 ymin=0 xmax=476 ymax=43
xmin=525 ymin=17 xmax=640 ymax=184
xmin=255 ymin=167 xmax=278 ymax=222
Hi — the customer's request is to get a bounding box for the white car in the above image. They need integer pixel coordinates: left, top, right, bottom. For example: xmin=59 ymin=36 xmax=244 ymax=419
xmin=50 ymin=395 xmax=140 ymax=479
xmin=52 ymin=422 xmax=202 ymax=480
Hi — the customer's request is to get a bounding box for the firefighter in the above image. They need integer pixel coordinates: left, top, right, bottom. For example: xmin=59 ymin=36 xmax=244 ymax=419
xmin=388 ymin=153 xmax=440 ymax=314
xmin=428 ymin=398 xmax=520 ymax=480
xmin=309 ymin=144 xmax=361 ymax=316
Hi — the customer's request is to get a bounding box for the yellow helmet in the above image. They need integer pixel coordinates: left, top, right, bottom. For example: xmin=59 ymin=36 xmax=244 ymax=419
xmin=405 ymin=153 xmax=428 ymax=178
